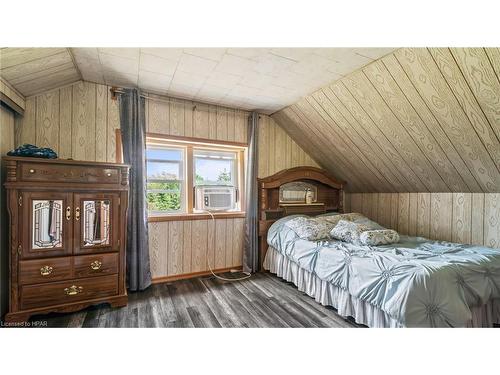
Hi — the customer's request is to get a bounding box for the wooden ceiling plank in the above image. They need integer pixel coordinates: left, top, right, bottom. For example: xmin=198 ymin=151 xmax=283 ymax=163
xmin=381 ymin=53 xmax=481 ymax=192
xmin=319 ymin=86 xmax=409 ymax=191
xmin=283 ymin=106 xmax=363 ymax=190
xmin=1 ymin=51 xmax=72 ymax=81
xmin=0 ymin=48 xmax=66 ymax=69
xmin=304 ymin=95 xmax=393 ymax=192
xmin=484 ymin=48 xmax=500 ymax=81
xmin=273 ymin=110 xmax=356 ymax=189
xmin=10 ymin=62 xmax=76 ymax=86
xmin=395 ymin=48 xmax=500 ymax=192
xmin=279 ymin=107 xmax=364 ymax=191
xmin=291 ymin=102 xmax=374 ymax=192
xmin=343 ymin=70 xmax=446 ymax=191
xmin=330 ymin=80 xmax=422 ymax=192
xmin=363 ymin=59 xmax=467 ymax=192
xmin=450 ymin=48 xmax=500 ymax=141
xmin=297 ymin=98 xmax=381 ymax=192
xmin=289 ymin=102 xmax=369 ymax=191
xmin=16 ymin=69 xmax=80 ymax=97
xmin=312 ymin=90 xmax=401 ymax=192
xmin=429 ymin=48 xmax=500 ymax=171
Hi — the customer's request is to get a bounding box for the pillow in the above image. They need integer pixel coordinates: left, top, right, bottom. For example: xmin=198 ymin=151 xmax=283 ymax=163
xmin=351 ymin=216 xmax=386 ymax=230
xmin=316 ymin=212 xmax=365 ymax=227
xmin=284 ymin=217 xmax=332 ymax=241
xmin=339 ymin=212 xmax=366 ymax=222
xmin=330 ymin=220 xmax=371 ymax=245
xmin=359 ymin=229 xmax=400 ymax=246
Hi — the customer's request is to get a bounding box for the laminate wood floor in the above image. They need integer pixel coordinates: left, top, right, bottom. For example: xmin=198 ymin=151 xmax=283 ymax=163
xmin=28 ymin=272 xmax=362 ymax=328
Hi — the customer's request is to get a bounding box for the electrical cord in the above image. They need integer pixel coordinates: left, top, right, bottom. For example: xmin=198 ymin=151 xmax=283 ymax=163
xmin=202 ymin=209 xmax=252 ymax=282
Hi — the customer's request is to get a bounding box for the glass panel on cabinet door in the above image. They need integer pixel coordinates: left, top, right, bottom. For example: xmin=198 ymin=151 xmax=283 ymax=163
xmin=32 ymin=199 xmax=64 ymax=249
xmin=82 ymin=200 xmax=111 ymax=247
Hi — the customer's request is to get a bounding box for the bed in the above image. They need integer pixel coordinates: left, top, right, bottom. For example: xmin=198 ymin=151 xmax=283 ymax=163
xmin=263 ymin=214 xmax=500 ymax=327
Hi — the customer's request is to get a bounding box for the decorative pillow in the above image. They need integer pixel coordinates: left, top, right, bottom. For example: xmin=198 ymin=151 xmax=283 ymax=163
xmin=359 ymin=229 xmax=400 ymax=246
xmin=351 ymin=216 xmax=386 ymax=230
xmin=330 ymin=220 xmax=371 ymax=244
xmin=316 ymin=212 xmax=365 ymax=227
xmin=339 ymin=212 xmax=366 ymax=222
xmin=284 ymin=217 xmax=332 ymax=241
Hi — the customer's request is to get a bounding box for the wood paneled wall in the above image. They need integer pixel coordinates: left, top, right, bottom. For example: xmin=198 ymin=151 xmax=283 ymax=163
xmin=258 ymin=115 xmax=318 ymax=178
xmin=1 ymin=105 xmax=15 ymax=318
xmin=14 ymin=81 xmax=319 ymax=280
xmin=149 ymin=218 xmax=244 ymax=280
xmin=345 ymin=193 xmax=500 ymax=248
xmin=272 ymin=48 xmax=500 ymax=193
xmin=16 ymin=81 xmax=120 ymax=162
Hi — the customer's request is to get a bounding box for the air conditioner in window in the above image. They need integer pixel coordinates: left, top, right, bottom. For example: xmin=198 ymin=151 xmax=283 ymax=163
xmin=195 ymin=185 xmax=237 ymax=211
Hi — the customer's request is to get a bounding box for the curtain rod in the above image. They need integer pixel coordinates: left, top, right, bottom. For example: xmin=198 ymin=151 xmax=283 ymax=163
xmin=110 ymin=87 xmax=251 ymax=116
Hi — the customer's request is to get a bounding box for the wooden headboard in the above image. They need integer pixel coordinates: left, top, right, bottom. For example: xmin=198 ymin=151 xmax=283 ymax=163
xmin=257 ymin=166 xmax=345 ymax=270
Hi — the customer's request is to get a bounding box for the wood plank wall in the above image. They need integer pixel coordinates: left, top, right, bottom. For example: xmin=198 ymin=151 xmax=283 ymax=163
xmin=14 ymin=81 xmax=319 ymax=280
xmin=16 ymin=81 xmax=119 ymax=162
xmin=1 ymin=105 xmax=15 ymax=318
xmin=344 ymin=193 xmax=500 ymax=248
xmin=272 ymin=48 xmax=500 ymax=194
xmin=257 ymin=114 xmax=318 ymax=178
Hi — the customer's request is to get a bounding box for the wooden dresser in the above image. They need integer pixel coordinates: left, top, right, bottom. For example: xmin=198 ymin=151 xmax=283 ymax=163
xmin=258 ymin=166 xmax=344 ymax=270
xmin=3 ymin=157 xmax=130 ymax=322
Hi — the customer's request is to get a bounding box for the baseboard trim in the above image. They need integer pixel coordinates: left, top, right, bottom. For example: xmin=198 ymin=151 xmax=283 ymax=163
xmin=151 ymin=266 xmax=243 ymax=284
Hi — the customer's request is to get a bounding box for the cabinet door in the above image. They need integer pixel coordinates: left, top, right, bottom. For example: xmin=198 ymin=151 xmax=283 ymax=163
xmin=73 ymin=193 xmax=120 ymax=254
xmin=21 ymin=192 xmax=73 ymax=259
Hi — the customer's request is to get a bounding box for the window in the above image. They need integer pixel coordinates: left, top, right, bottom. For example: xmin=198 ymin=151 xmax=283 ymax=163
xmin=146 ymin=146 xmax=185 ymax=214
xmin=145 ymin=135 xmax=246 ymax=219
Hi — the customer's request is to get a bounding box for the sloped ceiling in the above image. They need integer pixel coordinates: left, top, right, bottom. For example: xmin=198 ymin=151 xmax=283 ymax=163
xmin=0 ymin=48 xmax=81 ymax=96
xmin=70 ymin=48 xmax=394 ymax=113
xmin=272 ymin=48 xmax=500 ymax=193
xmin=0 ymin=47 xmax=395 ymax=113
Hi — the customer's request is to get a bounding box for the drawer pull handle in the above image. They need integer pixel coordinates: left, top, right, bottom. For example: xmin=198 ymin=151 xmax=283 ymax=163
xmin=40 ymin=265 xmax=53 ymax=276
xmin=90 ymin=260 xmax=102 ymax=270
xmin=29 ymin=169 xmax=35 ymax=174
xmin=66 ymin=206 xmax=71 ymax=220
xmin=75 ymin=207 xmax=80 ymax=221
xmin=64 ymin=285 xmax=83 ymax=296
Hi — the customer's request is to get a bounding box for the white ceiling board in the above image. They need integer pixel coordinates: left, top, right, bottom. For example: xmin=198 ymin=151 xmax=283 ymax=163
xmin=1 ymin=48 xmax=397 ymax=113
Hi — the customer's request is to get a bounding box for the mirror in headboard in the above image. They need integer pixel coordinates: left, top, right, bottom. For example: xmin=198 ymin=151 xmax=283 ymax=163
xmin=279 ymin=181 xmax=317 ymax=204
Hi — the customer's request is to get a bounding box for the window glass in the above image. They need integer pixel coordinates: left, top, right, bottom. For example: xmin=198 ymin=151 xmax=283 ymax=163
xmin=194 ymin=149 xmax=237 ymax=186
xmin=146 ymin=146 xmax=184 ymax=214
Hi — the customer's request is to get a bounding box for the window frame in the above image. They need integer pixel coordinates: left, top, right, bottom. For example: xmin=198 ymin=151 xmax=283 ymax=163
xmin=116 ymin=130 xmax=247 ymax=222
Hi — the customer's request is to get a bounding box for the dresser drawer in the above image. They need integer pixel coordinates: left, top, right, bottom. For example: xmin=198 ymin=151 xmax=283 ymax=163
xmin=20 ymin=275 xmax=118 ymax=310
xmin=74 ymin=253 xmax=119 ymax=278
xmin=20 ymin=162 xmax=120 ymax=184
xmin=19 ymin=257 xmax=72 ymax=285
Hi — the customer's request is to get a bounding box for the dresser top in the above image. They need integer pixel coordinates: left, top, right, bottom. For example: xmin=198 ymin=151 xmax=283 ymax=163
xmin=2 ymin=156 xmax=130 ymax=168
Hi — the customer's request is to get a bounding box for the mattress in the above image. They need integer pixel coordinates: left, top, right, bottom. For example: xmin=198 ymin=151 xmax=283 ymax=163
xmin=265 ymin=215 xmax=500 ymax=327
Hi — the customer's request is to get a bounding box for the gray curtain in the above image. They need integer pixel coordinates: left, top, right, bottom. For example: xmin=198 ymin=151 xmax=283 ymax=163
xmin=243 ymin=112 xmax=259 ymax=273
xmin=119 ymin=89 xmax=152 ymax=291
